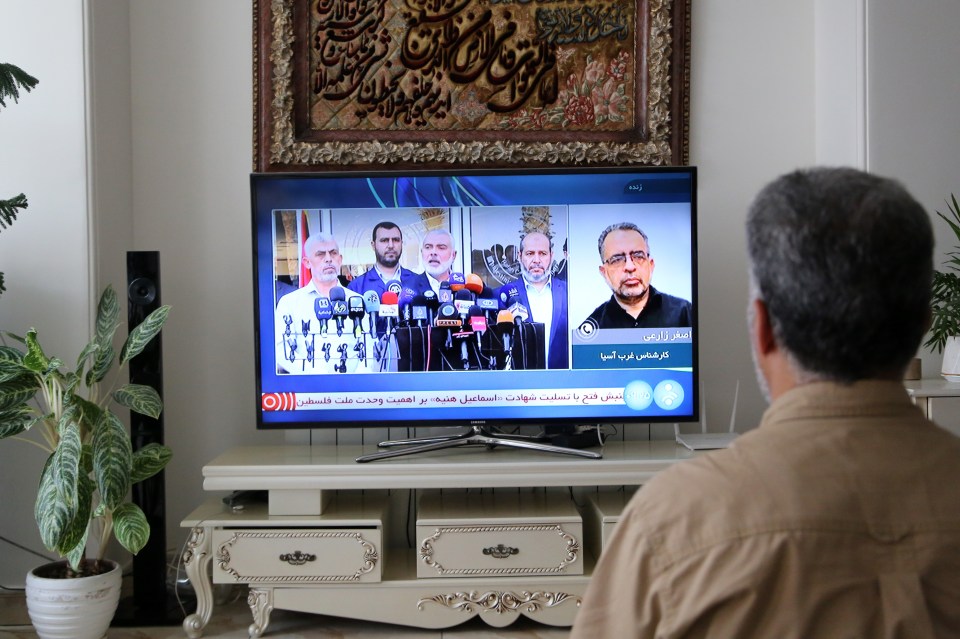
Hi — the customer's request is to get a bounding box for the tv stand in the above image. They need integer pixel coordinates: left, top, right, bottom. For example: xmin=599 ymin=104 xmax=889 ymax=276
xmin=356 ymin=425 xmax=603 ymax=463
xmin=180 ymin=442 xmax=697 ymax=636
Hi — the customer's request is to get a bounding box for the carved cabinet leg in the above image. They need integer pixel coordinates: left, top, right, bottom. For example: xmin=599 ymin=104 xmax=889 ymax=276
xmin=247 ymin=588 xmax=274 ymax=638
xmin=182 ymin=526 xmax=214 ymax=638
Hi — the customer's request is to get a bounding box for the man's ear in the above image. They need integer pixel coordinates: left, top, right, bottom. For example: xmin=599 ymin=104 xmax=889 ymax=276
xmin=751 ymin=298 xmax=777 ymax=356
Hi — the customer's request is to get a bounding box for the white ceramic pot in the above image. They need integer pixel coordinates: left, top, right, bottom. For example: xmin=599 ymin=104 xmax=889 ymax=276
xmin=25 ymin=559 xmax=122 ymax=639
xmin=942 ymin=336 xmax=960 ymax=381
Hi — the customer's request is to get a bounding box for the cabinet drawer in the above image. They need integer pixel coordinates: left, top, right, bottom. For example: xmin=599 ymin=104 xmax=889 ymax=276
xmin=212 ymin=528 xmax=382 ymax=584
xmin=416 ymin=492 xmax=583 ymax=578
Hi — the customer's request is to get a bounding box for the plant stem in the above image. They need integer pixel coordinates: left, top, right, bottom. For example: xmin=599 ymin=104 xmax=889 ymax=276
xmin=9 ymin=434 xmax=53 ymax=454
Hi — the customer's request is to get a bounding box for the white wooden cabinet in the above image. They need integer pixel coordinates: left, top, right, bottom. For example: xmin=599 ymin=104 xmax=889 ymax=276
xmin=180 ymin=441 xmax=696 ymax=637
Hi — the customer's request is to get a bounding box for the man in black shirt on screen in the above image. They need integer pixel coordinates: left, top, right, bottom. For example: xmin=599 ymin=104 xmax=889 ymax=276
xmin=583 ymin=222 xmax=692 ymax=329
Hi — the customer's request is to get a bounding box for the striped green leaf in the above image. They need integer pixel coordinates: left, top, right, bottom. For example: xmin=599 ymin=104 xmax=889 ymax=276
xmin=36 ymin=454 xmax=74 ymax=551
xmin=71 ymin=396 xmax=103 ymax=434
xmin=0 ymin=406 xmax=33 ymax=439
xmin=0 ymin=345 xmax=24 ymax=364
xmin=120 ymin=305 xmax=170 ymax=366
xmin=92 ymin=411 xmax=132 ymax=510
xmin=0 ymin=375 xmax=39 ymax=411
xmin=0 ymin=347 xmax=26 ymax=383
xmin=73 ymin=341 xmax=99 ymax=377
xmin=113 ymin=384 xmax=163 ymax=419
xmin=113 ymin=502 xmax=149 ymax=555
xmin=65 ymin=526 xmax=89 ymax=572
xmin=57 ymin=474 xmax=94 ymax=566
xmin=52 ymin=420 xmax=82 ymax=510
xmin=131 ymin=443 xmax=172 ymax=483
xmin=95 ymin=286 xmax=121 ymax=349
xmin=88 ymin=343 xmax=114 ymax=385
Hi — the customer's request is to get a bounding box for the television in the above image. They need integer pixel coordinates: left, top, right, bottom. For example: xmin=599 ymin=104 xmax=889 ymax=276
xmin=251 ymin=167 xmax=698 ymax=456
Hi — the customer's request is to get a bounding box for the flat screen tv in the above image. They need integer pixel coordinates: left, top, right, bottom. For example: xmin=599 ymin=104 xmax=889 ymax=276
xmin=251 ymin=167 xmax=698 ymax=444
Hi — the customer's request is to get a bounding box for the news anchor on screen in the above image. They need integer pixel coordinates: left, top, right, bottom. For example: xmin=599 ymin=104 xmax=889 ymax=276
xmin=583 ymin=222 xmax=692 ymax=329
xmin=497 ymin=231 xmax=569 ymax=369
xmin=274 ymin=233 xmax=369 ymax=374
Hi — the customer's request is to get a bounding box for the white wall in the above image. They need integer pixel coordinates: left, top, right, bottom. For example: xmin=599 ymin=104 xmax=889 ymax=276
xmin=0 ymin=1 xmax=91 ymax=586
xmin=867 ymin=0 xmax=960 ymax=381
xmin=3 ymin=0 xmax=958 ymax=588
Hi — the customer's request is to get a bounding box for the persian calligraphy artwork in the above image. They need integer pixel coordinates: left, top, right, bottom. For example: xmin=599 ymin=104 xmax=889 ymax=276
xmin=254 ymin=0 xmax=690 ymax=169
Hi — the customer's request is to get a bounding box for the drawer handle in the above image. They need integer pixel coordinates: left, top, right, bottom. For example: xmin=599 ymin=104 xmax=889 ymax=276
xmin=483 ymin=544 xmax=519 ymax=559
xmin=278 ymin=551 xmax=317 ymax=566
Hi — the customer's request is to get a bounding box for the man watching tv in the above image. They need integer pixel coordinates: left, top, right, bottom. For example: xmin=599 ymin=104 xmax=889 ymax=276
xmin=571 ymin=167 xmax=960 ymax=638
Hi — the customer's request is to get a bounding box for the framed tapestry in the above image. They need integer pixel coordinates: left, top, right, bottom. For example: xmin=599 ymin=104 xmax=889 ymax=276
xmin=253 ymin=0 xmax=691 ymax=170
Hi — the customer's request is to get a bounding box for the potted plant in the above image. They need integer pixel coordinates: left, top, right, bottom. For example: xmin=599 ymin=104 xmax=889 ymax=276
xmin=0 ymin=285 xmax=172 ymax=639
xmin=925 ymin=193 xmax=960 ymax=379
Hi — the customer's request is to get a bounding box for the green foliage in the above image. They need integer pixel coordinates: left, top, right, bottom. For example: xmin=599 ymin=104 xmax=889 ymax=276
xmin=0 ymin=286 xmax=172 ymax=573
xmin=926 ymin=194 xmax=960 ymax=353
xmin=0 ymin=62 xmax=39 ymax=109
xmin=1 ymin=61 xmax=39 ymax=297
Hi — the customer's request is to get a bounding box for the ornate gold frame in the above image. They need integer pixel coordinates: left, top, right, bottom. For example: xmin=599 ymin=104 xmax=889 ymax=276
xmin=254 ymin=0 xmax=690 ymax=170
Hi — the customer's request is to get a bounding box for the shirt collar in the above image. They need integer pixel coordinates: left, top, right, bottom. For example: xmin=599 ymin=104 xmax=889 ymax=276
xmin=760 ymin=380 xmax=916 ymax=429
xmin=523 ymin=275 xmax=552 ymax=293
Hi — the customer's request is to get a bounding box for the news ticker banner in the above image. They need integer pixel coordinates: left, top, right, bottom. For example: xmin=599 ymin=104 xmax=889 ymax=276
xmin=262 ymin=380 xmax=690 ymax=414
xmin=570 ymin=326 xmax=693 ymax=370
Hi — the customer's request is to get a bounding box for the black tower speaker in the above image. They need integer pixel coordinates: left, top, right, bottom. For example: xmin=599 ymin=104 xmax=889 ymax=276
xmin=114 ymin=251 xmax=183 ymax=626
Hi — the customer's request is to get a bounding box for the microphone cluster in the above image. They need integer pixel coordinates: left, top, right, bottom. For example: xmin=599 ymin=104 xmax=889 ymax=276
xmin=282 ymin=273 xmax=534 ymax=373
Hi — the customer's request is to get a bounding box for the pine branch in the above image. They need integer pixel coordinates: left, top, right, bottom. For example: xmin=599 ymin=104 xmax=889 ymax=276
xmin=0 ymin=63 xmax=39 ymax=109
xmin=1 ymin=194 xmax=28 ymax=230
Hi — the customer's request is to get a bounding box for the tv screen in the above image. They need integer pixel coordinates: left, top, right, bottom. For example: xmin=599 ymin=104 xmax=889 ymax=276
xmin=252 ymin=167 xmax=698 ymax=431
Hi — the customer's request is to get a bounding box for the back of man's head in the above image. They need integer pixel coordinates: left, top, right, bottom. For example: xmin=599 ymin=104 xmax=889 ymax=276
xmin=746 ymin=167 xmax=933 ymax=382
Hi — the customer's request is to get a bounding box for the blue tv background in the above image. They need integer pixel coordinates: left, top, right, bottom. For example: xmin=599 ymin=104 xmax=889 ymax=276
xmin=252 ymin=168 xmax=698 ymax=428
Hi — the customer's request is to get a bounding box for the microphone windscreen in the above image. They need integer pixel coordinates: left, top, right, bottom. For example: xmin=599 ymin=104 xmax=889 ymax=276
xmin=496 ymin=310 xmax=514 ymax=325
xmin=435 ymin=302 xmax=461 ymax=327
xmin=498 ymin=282 xmax=522 ymax=308
xmin=329 ymin=286 xmax=346 ymax=302
xmin=362 ymin=290 xmax=380 ymax=311
xmin=421 ymin=290 xmax=438 ymax=308
xmin=465 ymin=273 xmax=484 ymax=295
xmin=454 ymin=289 xmax=474 ymax=315
xmin=384 ymin=279 xmax=403 ymax=296
xmin=438 ymin=281 xmax=453 ymax=304
xmin=315 ymin=297 xmax=333 ymax=319
xmin=412 ymin=295 xmax=428 ymax=321
xmin=449 ymin=272 xmax=466 ymax=291
xmin=399 ymin=287 xmax=416 ymax=305
xmin=468 ymin=305 xmax=487 ymax=333
xmin=380 ymin=291 xmax=399 ymax=318
xmin=348 ymin=296 xmax=365 ymax=315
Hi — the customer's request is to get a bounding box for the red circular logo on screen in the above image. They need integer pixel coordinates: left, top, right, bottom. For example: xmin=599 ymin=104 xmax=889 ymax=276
xmin=262 ymin=392 xmax=296 ymax=411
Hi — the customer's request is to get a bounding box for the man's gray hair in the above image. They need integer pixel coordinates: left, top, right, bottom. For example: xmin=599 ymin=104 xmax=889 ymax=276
xmin=304 ymin=232 xmax=338 ymax=252
xmin=597 ymin=222 xmax=649 ymax=259
xmin=746 ymin=167 xmax=933 ymax=382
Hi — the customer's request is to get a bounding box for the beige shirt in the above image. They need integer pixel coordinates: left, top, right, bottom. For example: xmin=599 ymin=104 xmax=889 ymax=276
xmin=572 ymin=381 xmax=960 ymax=639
